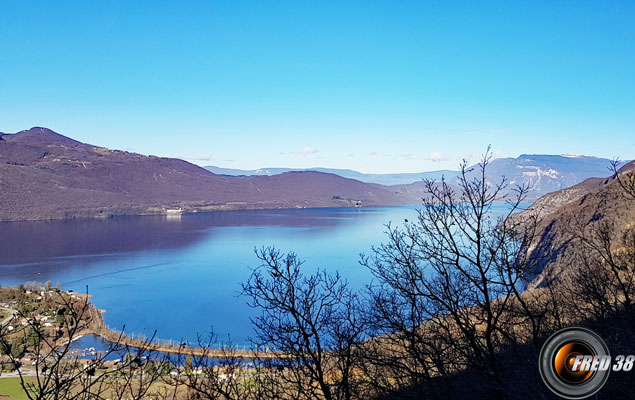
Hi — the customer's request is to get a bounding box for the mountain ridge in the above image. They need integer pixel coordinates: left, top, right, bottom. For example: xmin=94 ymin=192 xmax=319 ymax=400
xmin=206 ymin=154 xmax=617 ymax=198
xmin=205 ymin=165 xmax=459 ymax=186
xmin=0 ymin=127 xmax=428 ymax=222
xmin=0 ymin=127 xmax=624 ymax=222
xmin=516 ymin=160 xmax=635 ymax=287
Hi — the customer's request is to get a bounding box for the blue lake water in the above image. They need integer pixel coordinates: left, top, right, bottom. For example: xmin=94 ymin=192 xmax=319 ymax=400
xmin=0 ymin=206 xmax=424 ymax=344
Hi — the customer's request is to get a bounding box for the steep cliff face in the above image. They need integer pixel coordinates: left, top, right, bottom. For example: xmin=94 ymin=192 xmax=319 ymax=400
xmin=517 ymin=161 xmax=635 ymax=288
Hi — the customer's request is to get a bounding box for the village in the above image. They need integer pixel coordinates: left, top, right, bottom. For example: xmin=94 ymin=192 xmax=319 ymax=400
xmin=0 ymin=284 xmax=117 ymax=372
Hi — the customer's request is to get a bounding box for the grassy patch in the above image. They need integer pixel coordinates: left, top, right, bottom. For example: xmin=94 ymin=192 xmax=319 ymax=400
xmin=0 ymin=377 xmax=30 ymax=400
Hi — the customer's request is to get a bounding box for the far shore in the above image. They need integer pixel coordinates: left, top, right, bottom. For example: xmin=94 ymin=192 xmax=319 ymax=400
xmin=0 ymin=201 xmax=421 ymax=224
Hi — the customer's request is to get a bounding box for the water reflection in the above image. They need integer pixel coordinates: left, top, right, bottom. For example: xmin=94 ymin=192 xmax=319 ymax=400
xmin=0 ymin=207 xmax=415 ymax=344
xmin=0 ymin=208 xmax=363 ymax=266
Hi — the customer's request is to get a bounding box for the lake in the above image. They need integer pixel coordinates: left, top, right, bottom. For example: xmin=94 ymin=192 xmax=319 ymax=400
xmin=0 ymin=206 xmax=423 ymax=344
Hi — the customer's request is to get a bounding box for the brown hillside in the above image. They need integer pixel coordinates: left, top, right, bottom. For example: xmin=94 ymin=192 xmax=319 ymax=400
xmin=518 ymin=160 xmax=635 ymax=287
xmin=0 ymin=127 xmax=424 ymax=221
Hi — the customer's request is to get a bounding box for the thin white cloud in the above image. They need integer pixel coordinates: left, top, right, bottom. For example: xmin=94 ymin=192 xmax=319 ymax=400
xmin=300 ymin=147 xmax=319 ymax=156
xmin=426 ymin=152 xmax=448 ymax=163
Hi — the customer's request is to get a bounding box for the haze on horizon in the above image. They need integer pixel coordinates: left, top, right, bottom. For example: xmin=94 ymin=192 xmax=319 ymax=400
xmin=1 ymin=1 xmax=634 ymax=174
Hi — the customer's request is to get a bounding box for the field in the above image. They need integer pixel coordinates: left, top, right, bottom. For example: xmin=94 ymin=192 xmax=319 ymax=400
xmin=0 ymin=377 xmax=31 ymax=400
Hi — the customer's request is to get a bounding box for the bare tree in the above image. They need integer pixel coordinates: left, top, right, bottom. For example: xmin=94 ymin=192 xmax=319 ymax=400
xmin=611 ymin=159 xmax=635 ymax=200
xmin=164 ymin=332 xmax=289 ymax=400
xmin=0 ymin=287 xmax=166 ymax=400
xmin=558 ymin=161 xmax=635 ymax=332
xmin=241 ymin=247 xmax=366 ymax=400
xmin=360 ymin=149 xmax=542 ymax=398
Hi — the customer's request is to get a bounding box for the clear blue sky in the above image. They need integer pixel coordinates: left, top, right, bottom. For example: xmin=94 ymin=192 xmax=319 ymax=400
xmin=1 ymin=1 xmax=633 ymax=173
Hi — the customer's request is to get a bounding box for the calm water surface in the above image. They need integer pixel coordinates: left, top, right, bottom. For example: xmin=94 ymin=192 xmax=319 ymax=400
xmin=0 ymin=206 xmax=424 ymax=344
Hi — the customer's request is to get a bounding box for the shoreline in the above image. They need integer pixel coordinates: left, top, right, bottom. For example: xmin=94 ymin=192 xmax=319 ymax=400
xmin=0 ymin=201 xmax=416 ymax=224
xmin=83 ymin=298 xmax=283 ymax=359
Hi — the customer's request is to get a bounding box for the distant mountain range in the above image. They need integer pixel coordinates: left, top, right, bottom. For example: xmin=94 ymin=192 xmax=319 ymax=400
xmin=205 ymin=166 xmax=457 ymax=186
xmin=463 ymin=154 xmax=619 ymax=199
xmin=0 ymin=127 xmax=621 ymax=221
xmin=0 ymin=128 xmax=427 ymax=221
xmin=207 ymin=154 xmax=617 ymax=199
